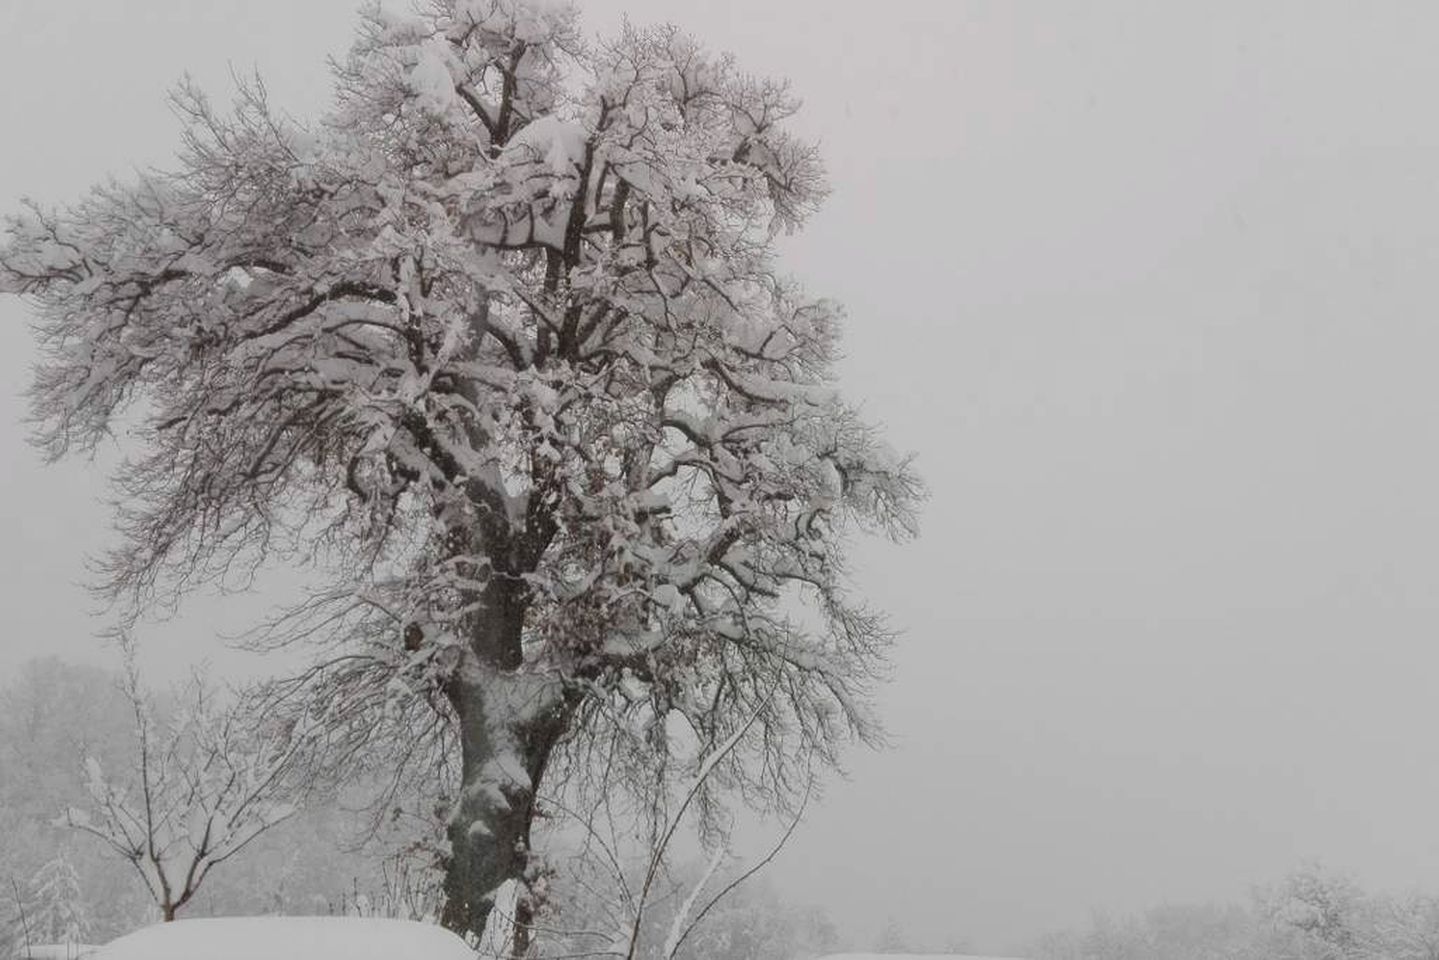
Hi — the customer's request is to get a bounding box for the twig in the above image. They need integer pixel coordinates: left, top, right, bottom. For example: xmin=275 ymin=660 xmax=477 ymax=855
xmin=11 ymin=876 xmax=33 ymax=958
xmin=667 ymin=776 xmax=813 ymax=960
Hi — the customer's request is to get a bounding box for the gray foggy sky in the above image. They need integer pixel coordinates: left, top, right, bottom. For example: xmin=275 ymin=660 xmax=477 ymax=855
xmin=6 ymin=0 xmax=1439 ymax=952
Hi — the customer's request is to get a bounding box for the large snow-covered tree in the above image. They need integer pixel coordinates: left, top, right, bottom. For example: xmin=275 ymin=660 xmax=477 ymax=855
xmin=1 ymin=0 xmax=921 ymax=945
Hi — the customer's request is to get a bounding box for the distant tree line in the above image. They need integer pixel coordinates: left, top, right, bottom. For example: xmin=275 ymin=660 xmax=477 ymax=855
xmin=1031 ymin=862 xmax=1439 ymax=960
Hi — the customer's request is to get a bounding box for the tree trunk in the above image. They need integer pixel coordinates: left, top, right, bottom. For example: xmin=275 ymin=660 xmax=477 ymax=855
xmin=441 ymin=674 xmax=576 ymax=952
xmin=441 ymin=673 xmax=528 ymax=945
xmin=439 ymin=577 xmax=573 ymax=954
xmin=435 ymin=427 xmax=567 ymax=951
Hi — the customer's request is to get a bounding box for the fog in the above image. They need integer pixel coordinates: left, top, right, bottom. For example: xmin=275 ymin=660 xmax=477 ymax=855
xmin=5 ymin=1 xmax=1439 ymax=952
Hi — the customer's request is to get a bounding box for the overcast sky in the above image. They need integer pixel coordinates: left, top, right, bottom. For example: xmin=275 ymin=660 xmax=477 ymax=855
xmin=7 ymin=0 xmax=1439 ymax=953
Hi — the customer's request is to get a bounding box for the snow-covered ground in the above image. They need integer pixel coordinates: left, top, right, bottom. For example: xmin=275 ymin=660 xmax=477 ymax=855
xmin=87 ymin=918 xmax=475 ymax=960
xmin=818 ymin=955 xmax=1030 ymax=960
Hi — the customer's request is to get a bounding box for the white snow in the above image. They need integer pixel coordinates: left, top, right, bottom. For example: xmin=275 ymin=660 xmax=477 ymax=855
xmin=818 ymin=956 xmax=1029 ymax=960
xmin=475 ymin=879 xmax=519 ymax=959
xmin=89 ymin=918 xmax=476 ymax=960
xmin=507 ymin=115 xmax=588 ymax=180
xmin=454 ymin=0 xmax=573 ymax=45
xmin=662 ymin=844 xmax=725 ymax=959
xmin=410 ymin=43 xmax=457 ymax=114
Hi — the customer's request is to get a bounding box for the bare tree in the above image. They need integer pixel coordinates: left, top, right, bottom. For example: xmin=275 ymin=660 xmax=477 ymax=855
xmin=522 ymin=695 xmax=812 ymax=960
xmin=58 ymin=664 xmax=299 ymax=921
xmin=1 ymin=0 xmax=922 ymax=944
xmin=7 ymin=877 xmax=34 ymax=960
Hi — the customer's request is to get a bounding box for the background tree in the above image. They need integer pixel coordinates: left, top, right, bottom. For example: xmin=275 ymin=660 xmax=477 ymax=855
xmin=1369 ymin=893 xmax=1439 ymax=960
xmin=1259 ymin=863 xmax=1371 ymax=960
xmin=1141 ymin=902 xmax=1257 ymax=960
xmin=1078 ymin=912 xmax=1150 ymax=960
xmin=651 ymin=873 xmax=836 ymax=960
xmin=18 ymin=856 xmax=91 ymax=952
xmin=874 ymin=916 xmax=911 ymax=954
xmin=59 ymin=665 xmax=299 ymax=921
xmin=0 ymin=0 xmax=921 ymax=944
xmin=0 ymin=661 xmax=149 ymax=942
xmin=1027 ymin=868 xmax=1373 ymax=960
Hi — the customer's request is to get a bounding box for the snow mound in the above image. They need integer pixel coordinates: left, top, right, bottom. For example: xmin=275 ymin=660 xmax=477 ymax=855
xmin=818 ymin=955 xmax=1029 ymax=960
xmin=90 ymin=918 xmax=475 ymax=960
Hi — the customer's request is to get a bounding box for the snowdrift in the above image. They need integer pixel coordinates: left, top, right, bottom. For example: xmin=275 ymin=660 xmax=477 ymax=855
xmin=818 ymin=955 xmax=1029 ymax=960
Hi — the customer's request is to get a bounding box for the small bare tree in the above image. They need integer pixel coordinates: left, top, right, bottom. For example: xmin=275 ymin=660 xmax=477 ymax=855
xmin=59 ymin=662 xmax=299 ymax=921
xmin=522 ymin=691 xmax=811 ymax=960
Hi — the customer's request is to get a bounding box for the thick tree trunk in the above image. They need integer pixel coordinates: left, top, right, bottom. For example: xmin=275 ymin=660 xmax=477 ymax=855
xmin=440 ymin=675 xmax=575 ymax=951
xmin=439 ymin=577 xmax=573 ymax=955
xmin=441 ymin=682 xmax=525 ymax=944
